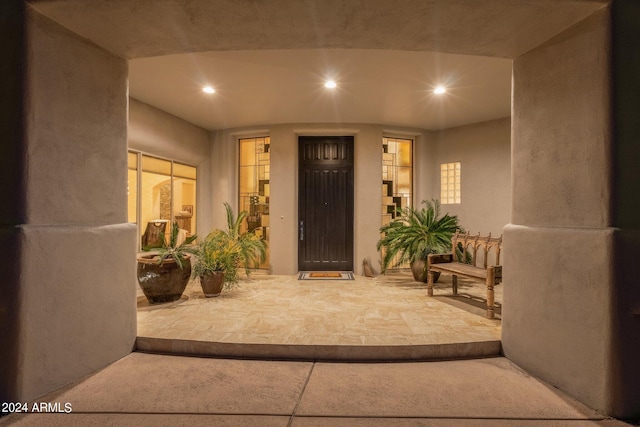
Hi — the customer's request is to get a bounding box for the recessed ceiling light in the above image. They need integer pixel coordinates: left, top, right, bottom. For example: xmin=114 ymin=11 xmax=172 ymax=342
xmin=434 ymin=86 xmax=447 ymax=94
xmin=202 ymin=86 xmax=215 ymax=94
xmin=324 ymin=80 xmax=337 ymax=89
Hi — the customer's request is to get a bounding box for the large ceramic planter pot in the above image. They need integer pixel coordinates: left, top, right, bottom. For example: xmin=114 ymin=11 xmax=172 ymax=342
xmin=199 ymin=271 xmax=225 ymax=297
xmin=411 ymin=259 xmax=440 ymax=283
xmin=137 ymin=255 xmax=191 ymax=304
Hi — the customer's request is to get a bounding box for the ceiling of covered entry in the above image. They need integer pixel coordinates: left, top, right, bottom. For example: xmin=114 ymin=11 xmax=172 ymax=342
xmin=29 ymin=0 xmax=608 ymax=131
xmin=127 ymin=49 xmax=512 ymax=131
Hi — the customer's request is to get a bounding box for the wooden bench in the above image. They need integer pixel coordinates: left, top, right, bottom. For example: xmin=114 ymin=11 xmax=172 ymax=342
xmin=427 ymin=232 xmax=503 ymax=319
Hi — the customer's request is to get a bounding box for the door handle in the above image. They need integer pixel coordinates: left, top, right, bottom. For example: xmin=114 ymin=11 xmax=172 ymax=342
xmin=299 ymin=221 xmax=304 ymax=241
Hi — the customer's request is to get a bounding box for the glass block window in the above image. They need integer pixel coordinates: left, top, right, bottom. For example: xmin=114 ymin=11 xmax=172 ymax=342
xmin=440 ymin=162 xmax=461 ymax=204
xmin=239 ymin=137 xmax=270 ymax=269
xmin=382 ymin=137 xmax=413 ymax=227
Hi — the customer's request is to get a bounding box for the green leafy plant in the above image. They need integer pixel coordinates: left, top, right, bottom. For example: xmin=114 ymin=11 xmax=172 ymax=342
xmin=192 ymin=229 xmax=242 ymax=283
xmin=377 ymin=199 xmax=462 ymax=272
xmin=145 ymin=222 xmax=198 ymax=269
xmin=223 ymin=202 xmax=267 ymax=275
xmin=455 ymin=242 xmax=473 ymax=264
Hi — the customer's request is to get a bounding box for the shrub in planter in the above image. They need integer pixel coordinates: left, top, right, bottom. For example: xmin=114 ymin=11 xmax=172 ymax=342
xmin=137 ymin=222 xmax=198 ymax=304
xmin=192 ymin=229 xmax=242 ymax=297
xmin=377 ymin=199 xmax=462 ymax=282
xmin=222 ymin=202 xmax=267 ymax=276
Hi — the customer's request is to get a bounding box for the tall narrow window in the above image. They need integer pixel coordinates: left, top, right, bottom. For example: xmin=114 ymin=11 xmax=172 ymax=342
xmin=382 ymin=137 xmax=413 ymax=226
xmin=173 ymin=162 xmax=197 ymax=237
xmin=127 ymin=151 xmax=138 ymax=224
xmin=440 ymin=162 xmax=461 ymax=204
xmin=239 ymin=137 xmax=270 ymax=269
xmin=382 ymin=137 xmax=413 ymax=269
xmin=140 ymin=155 xmax=172 ymax=245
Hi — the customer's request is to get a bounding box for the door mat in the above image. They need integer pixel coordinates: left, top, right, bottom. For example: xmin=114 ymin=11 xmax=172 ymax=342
xmin=298 ymin=271 xmax=354 ymax=280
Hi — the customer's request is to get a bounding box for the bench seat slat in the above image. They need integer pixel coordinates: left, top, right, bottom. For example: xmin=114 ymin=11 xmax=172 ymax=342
xmin=430 ymin=263 xmax=487 ymax=280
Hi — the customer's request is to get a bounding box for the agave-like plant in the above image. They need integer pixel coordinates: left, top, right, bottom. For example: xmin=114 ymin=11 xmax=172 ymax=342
xmin=154 ymin=221 xmax=199 ymax=269
xmin=377 ymin=199 xmax=461 ymax=273
xmin=223 ymin=202 xmax=267 ymax=275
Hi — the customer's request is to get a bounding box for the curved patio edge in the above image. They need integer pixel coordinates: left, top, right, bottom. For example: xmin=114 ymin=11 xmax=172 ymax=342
xmin=135 ymin=336 xmax=503 ymax=362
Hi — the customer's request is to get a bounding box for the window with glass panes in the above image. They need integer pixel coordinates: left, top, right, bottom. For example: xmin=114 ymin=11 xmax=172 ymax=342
xmin=239 ymin=137 xmax=270 ymax=269
xmin=128 ymin=151 xmax=197 ymax=250
xmin=440 ymin=162 xmax=461 ymax=204
xmin=381 ymin=137 xmax=413 ymax=269
xmin=382 ymin=137 xmax=413 ymax=226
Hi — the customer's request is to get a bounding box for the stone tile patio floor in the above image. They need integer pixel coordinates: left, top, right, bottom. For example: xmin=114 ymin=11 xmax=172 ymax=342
xmin=136 ymin=271 xmax=503 ymax=359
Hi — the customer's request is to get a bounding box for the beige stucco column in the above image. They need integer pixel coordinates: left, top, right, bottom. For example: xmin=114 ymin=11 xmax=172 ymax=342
xmin=0 ymin=5 xmax=136 ymax=402
xmin=504 ymin=4 xmax=640 ymax=418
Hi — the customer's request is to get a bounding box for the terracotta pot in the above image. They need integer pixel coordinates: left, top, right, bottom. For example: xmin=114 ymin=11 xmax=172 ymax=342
xmin=200 ymin=271 xmax=225 ymax=297
xmin=137 ymin=255 xmax=191 ymax=304
xmin=411 ymin=259 xmax=440 ymax=283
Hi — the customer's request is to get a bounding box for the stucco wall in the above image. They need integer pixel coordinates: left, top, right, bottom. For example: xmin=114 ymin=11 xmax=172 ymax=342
xmin=504 ymin=8 xmax=616 ymax=415
xmin=2 ymin=10 xmax=138 ymax=401
xmin=432 ymin=118 xmax=511 ymax=236
xmin=128 ymin=98 xmax=211 ymax=237
xmin=128 ymin=98 xmax=210 ymax=166
xmin=210 ymin=123 xmax=433 ymax=275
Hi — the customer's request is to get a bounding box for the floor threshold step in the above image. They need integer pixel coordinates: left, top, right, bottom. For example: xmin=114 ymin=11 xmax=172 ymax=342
xmin=135 ymin=337 xmax=502 ymax=361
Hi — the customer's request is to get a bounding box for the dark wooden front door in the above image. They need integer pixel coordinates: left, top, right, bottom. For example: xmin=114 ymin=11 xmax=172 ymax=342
xmin=298 ymin=136 xmax=354 ymax=271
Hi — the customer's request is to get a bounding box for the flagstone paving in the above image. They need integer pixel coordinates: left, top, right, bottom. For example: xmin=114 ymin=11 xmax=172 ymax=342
xmin=136 ymin=271 xmax=502 ymax=359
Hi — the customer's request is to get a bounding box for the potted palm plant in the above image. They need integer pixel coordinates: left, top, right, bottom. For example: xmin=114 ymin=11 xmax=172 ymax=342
xmin=193 ymin=229 xmax=242 ymax=297
xmin=377 ymin=199 xmax=462 ymax=282
xmin=137 ymin=222 xmax=198 ymax=303
xmin=223 ymin=202 xmax=267 ymax=275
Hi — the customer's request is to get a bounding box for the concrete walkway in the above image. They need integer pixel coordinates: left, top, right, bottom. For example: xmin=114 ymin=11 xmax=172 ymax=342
xmin=0 ymin=353 xmax=630 ymax=426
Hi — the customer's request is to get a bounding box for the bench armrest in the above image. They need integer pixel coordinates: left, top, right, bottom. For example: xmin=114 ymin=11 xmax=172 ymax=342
xmin=490 ymin=265 xmax=503 ymax=281
xmin=428 ymin=253 xmax=453 ymax=265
